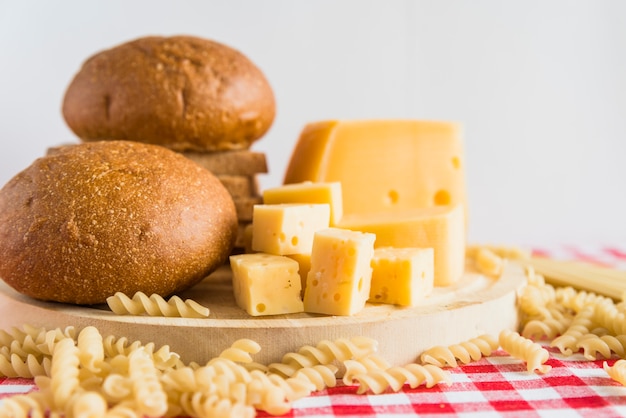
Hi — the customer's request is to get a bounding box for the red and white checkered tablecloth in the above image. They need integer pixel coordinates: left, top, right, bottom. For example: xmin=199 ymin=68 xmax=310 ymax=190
xmin=2 ymin=245 xmax=626 ymax=417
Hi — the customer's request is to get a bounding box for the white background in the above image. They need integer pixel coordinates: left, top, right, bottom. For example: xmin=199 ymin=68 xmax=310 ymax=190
xmin=1 ymin=1 xmax=624 ymax=249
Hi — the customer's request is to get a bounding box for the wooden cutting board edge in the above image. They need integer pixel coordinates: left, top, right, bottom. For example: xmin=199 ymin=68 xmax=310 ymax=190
xmin=0 ymin=261 xmax=527 ymax=366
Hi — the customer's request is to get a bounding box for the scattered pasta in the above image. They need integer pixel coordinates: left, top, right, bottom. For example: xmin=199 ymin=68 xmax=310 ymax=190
xmin=499 ymin=329 xmax=551 ymax=374
xmin=350 ymin=363 xmax=451 ymax=394
xmin=2 ymin=250 xmax=626 ymax=416
xmin=106 ymin=291 xmax=210 ymax=318
xmin=604 ymin=359 xmax=626 ymax=386
xmin=420 ymin=334 xmax=498 ymax=368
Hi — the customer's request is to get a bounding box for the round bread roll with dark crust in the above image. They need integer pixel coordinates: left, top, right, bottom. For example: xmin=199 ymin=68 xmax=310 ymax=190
xmin=62 ymin=35 xmax=275 ymax=152
xmin=0 ymin=141 xmax=238 ymax=305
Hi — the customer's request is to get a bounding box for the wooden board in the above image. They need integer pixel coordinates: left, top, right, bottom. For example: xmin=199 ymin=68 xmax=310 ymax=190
xmin=0 ymin=260 xmax=526 ymax=366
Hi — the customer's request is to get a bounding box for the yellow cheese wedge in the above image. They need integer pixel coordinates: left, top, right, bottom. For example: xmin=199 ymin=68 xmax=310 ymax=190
xmin=229 ymin=253 xmax=304 ymax=316
xmin=284 ymin=120 xmax=465 ymax=216
xmin=370 ymin=247 xmax=434 ymax=306
xmin=303 ymin=228 xmax=376 ymax=316
xmin=263 ymin=181 xmax=343 ymax=226
xmin=338 ymin=205 xmax=464 ymax=286
xmin=251 ymin=204 xmax=330 ymax=255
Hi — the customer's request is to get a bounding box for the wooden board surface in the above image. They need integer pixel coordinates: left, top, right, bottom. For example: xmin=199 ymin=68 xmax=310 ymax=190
xmin=0 ymin=260 xmax=527 ymax=366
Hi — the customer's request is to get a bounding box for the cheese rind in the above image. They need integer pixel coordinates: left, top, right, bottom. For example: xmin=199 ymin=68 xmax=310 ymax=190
xmin=303 ymin=228 xmax=376 ymax=316
xmin=338 ymin=205 xmax=464 ymax=286
xmin=229 ymin=253 xmax=304 ymax=316
xmin=370 ymin=247 xmax=434 ymax=306
xmin=251 ymin=204 xmax=330 ymax=255
xmin=284 ymin=120 xmax=465 ymax=216
xmin=263 ymin=181 xmax=343 ymax=226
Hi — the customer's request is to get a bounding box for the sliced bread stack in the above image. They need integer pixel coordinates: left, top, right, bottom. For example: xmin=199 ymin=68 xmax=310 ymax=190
xmin=183 ymin=150 xmax=267 ymax=253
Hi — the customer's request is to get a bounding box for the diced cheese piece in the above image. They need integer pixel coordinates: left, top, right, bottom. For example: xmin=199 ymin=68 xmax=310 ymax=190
xmin=284 ymin=120 xmax=465 ymax=216
xmin=370 ymin=247 xmax=434 ymax=306
xmin=286 ymin=253 xmax=312 ymax=298
xmin=229 ymin=253 xmax=304 ymax=316
xmin=263 ymin=181 xmax=343 ymax=226
xmin=303 ymin=228 xmax=376 ymax=316
xmin=251 ymin=204 xmax=330 ymax=255
xmin=338 ymin=205 xmax=464 ymax=286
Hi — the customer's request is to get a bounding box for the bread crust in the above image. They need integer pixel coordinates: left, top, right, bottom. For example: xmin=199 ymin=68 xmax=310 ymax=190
xmin=62 ymin=36 xmax=275 ymax=151
xmin=0 ymin=141 xmax=238 ymax=304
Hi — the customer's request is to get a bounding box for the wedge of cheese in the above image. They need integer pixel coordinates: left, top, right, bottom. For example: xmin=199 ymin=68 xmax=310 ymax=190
xmin=370 ymin=247 xmax=434 ymax=306
xmin=230 ymin=253 xmax=304 ymax=316
xmin=284 ymin=120 xmax=465 ymax=216
xmin=251 ymin=203 xmax=330 ymax=255
xmin=263 ymin=181 xmax=343 ymax=226
xmin=338 ymin=205 xmax=464 ymax=286
xmin=303 ymin=228 xmax=376 ymax=316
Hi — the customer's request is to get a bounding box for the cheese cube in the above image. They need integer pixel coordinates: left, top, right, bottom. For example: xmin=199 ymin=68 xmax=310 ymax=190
xmin=284 ymin=120 xmax=465 ymax=216
xmin=338 ymin=204 xmax=464 ymax=286
xmin=370 ymin=247 xmax=434 ymax=306
xmin=263 ymin=181 xmax=343 ymax=225
xmin=303 ymin=228 xmax=376 ymax=316
xmin=252 ymin=204 xmax=330 ymax=255
xmin=229 ymin=253 xmax=304 ymax=316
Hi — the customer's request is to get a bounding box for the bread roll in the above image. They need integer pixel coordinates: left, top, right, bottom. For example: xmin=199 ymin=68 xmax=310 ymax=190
xmin=62 ymin=35 xmax=275 ymax=151
xmin=0 ymin=141 xmax=238 ymax=304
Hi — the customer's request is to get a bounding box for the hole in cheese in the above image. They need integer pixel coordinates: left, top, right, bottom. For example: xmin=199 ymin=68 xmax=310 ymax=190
xmin=452 ymin=156 xmax=461 ymax=169
xmin=256 ymin=303 xmax=266 ymax=313
xmin=291 ymin=236 xmax=299 ymax=246
xmin=347 ymin=247 xmax=356 ymax=257
xmin=279 ymin=232 xmax=286 ymax=242
xmin=434 ymin=189 xmax=451 ymax=206
xmin=386 ymin=189 xmax=399 ymax=205
xmin=333 ymin=293 xmax=341 ymax=301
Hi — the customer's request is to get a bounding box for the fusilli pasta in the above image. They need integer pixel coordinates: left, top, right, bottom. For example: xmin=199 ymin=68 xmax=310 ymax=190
xmin=419 ymin=334 xmax=498 ymax=368
xmin=106 ymin=291 xmax=210 ymax=318
xmin=499 ymin=329 xmax=551 ymax=374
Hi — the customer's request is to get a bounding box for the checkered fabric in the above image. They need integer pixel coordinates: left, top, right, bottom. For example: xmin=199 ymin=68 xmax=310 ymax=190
xmin=1 ymin=244 xmax=625 ymax=417
xmin=254 ymin=347 xmax=626 ymax=417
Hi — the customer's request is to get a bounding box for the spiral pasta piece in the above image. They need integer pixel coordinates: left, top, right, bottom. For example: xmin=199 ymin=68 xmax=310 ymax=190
xmin=522 ymin=315 xmax=572 ymax=341
xmin=499 ymin=329 xmax=551 ymax=374
xmin=77 ymin=326 xmax=105 ymax=374
xmin=352 ymin=363 xmax=451 ymax=394
xmin=178 ymin=391 xmax=255 ymax=418
xmin=218 ymin=339 xmax=262 ymax=364
xmin=556 ymin=287 xmax=609 ymax=313
xmin=518 ymin=281 xmax=556 ymax=317
xmin=0 ymin=353 xmax=51 ymax=378
xmin=420 ymin=334 xmax=498 ymax=368
xmin=128 ymin=347 xmax=168 ymax=417
xmin=106 ymin=291 xmax=210 ymax=318
xmin=343 ymin=355 xmax=392 ymax=385
xmin=35 ymin=326 xmax=77 ymax=357
xmin=69 ymin=391 xmax=108 ymax=418
xmin=604 ymin=359 xmax=626 ymax=386
xmin=50 ymin=337 xmax=81 ymax=410
xmin=101 ymin=373 xmax=133 ymax=403
xmin=0 ymin=392 xmax=49 ymax=418
xmin=268 ymin=337 xmax=377 ymax=377
xmin=103 ymin=335 xmax=144 ymax=358
xmin=576 ymin=334 xmax=626 ymax=360
xmin=550 ymin=304 xmax=595 ymax=356
xmin=290 ymin=364 xmax=338 ymax=391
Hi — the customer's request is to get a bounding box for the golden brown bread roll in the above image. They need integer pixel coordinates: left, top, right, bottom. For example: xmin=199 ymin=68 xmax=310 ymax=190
xmin=62 ymin=35 xmax=275 ymax=152
xmin=0 ymin=141 xmax=238 ymax=304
